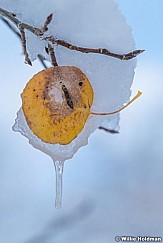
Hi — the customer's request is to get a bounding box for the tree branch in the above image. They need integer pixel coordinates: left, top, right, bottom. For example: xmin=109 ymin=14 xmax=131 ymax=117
xmin=0 ymin=16 xmax=20 ymax=38
xmin=19 ymin=26 xmax=32 ymax=66
xmin=41 ymin=13 xmax=53 ymax=33
xmin=37 ymin=54 xmax=48 ymax=69
xmin=46 ymin=38 xmax=144 ymax=60
xmin=47 ymin=44 xmax=58 ymax=66
xmin=99 ymin=126 xmax=119 ymax=134
xmin=0 ymin=13 xmax=48 ymax=68
xmin=0 ymin=7 xmax=144 ymax=66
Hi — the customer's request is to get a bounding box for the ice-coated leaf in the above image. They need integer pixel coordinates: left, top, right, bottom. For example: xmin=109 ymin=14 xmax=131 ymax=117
xmin=5 ymin=0 xmax=137 ymax=161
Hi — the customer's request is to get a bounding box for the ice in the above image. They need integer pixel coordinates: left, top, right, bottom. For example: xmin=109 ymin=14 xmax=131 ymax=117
xmin=12 ymin=108 xmax=103 ymax=162
xmin=54 ymin=160 xmax=64 ymax=208
xmin=1 ymin=0 xmax=137 ymax=161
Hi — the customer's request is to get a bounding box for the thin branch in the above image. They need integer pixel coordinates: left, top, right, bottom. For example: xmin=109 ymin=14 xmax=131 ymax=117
xmin=47 ymin=44 xmax=58 ymax=66
xmin=0 ymin=16 xmax=20 ymax=39
xmin=98 ymin=126 xmax=119 ymax=134
xmin=37 ymin=54 xmax=48 ymax=69
xmin=0 ymin=15 xmax=48 ymax=68
xmin=0 ymin=8 xmax=19 ymax=25
xmin=0 ymin=8 xmax=43 ymax=35
xmin=0 ymin=7 xmax=145 ymax=65
xmin=47 ymin=38 xmax=145 ymax=60
xmin=19 ymin=26 xmax=32 ymax=66
xmin=41 ymin=13 xmax=53 ymax=33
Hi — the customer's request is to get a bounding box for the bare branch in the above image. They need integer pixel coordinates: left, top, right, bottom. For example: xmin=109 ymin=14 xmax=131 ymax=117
xmin=0 ymin=15 xmax=48 ymax=68
xmin=0 ymin=7 xmax=19 ymax=25
xmin=44 ymin=37 xmax=145 ymax=61
xmin=42 ymin=13 xmax=53 ymax=33
xmin=0 ymin=16 xmax=20 ymax=39
xmin=0 ymin=7 xmax=144 ymax=66
xmin=47 ymin=44 xmax=58 ymax=66
xmin=55 ymin=39 xmax=145 ymax=60
xmin=37 ymin=54 xmax=48 ymax=68
xmin=99 ymin=126 xmax=119 ymax=134
xmin=19 ymin=26 xmax=32 ymax=66
xmin=0 ymin=7 xmax=43 ymax=35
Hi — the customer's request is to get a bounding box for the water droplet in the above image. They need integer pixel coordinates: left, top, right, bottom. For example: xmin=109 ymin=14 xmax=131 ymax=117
xmin=53 ymin=160 xmax=64 ymax=208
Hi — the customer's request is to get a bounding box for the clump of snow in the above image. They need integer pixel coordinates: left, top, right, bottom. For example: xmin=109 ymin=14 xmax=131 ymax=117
xmin=1 ymin=0 xmax=137 ymax=161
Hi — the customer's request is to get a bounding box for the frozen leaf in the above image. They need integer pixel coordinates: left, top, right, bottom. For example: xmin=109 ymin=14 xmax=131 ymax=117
xmin=9 ymin=0 xmax=138 ymax=162
xmin=4 ymin=0 xmax=142 ymax=208
xmin=21 ymin=66 xmax=94 ymax=145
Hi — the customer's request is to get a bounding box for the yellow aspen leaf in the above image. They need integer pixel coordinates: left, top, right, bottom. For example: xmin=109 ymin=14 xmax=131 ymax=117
xmin=22 ymin=66 xmax=94 ymax=145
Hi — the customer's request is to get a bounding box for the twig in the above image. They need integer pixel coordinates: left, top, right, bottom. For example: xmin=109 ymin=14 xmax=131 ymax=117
xmin=47 ymin=44 xmax=58 ymax=66
xmin=0 ymin=16 xmax=20 ymax=39
xmin=0 ymin=8 xmax=19 ymax=25
xmin=0 ymin=14 xmax=48 ymax=68
xmin=19 ymin=25 xmax=32 ymax=66
xmin=41 ymin=13 xmax=53 ymax=33
xmin=46 ymin=38 xmax=145 ymax=60
xmin=0 ymin=7 xmax=145 ymax=65
xmin=99 ymin=126 xmax=119 ymax=134
xmin=37 ymin=54 xmax=48 ymax=68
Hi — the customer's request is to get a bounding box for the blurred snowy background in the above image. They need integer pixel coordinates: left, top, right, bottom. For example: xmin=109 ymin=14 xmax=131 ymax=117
xmin=0 ymin=0 xmax=163 ymax=243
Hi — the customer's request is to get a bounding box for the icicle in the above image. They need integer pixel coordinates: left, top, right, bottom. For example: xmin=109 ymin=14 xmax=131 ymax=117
xmin=53 ymin=160 xmax=64 ymax=208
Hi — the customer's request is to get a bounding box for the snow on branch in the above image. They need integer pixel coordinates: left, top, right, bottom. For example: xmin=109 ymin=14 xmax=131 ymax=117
xmin=0 ymin=7 xmax=144 ymax=67
xmin=0 ymin=9 xmax=48 ymax=68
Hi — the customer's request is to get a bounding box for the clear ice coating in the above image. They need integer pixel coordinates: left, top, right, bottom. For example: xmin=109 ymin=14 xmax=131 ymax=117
xmin=5 ymin=0 xmax=137 ymax=207
xmin=54 ymin=161 xmax=64 ymax=208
